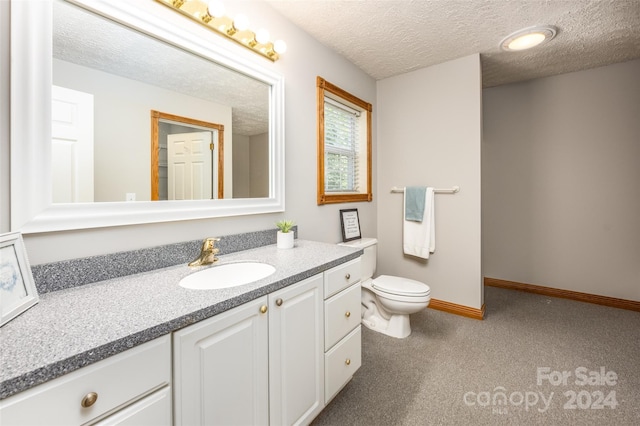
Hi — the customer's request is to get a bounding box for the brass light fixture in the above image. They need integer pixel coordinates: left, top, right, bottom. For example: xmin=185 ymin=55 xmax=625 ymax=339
xmin=156 ymin=0 xmax=287 ymax=61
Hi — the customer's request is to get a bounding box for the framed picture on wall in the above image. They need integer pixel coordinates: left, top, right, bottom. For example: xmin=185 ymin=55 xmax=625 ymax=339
xmin=340 ymin=209 xmax=362 ymax=242
xmin=1 ymin=232 xmax=39 ymax=327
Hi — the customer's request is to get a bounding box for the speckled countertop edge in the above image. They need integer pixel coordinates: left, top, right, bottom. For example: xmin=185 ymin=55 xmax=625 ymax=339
xmin=0 ymin=240 xmax=362 ymax=400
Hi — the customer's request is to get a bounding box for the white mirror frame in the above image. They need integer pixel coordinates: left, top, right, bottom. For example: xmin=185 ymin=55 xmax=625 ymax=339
xmin=10 ymin=0 xmax=285 ymax=233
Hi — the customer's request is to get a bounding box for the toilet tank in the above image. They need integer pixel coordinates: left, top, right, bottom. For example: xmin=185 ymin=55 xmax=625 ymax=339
xmin=338 ymin=237 xmax=377 ymax=280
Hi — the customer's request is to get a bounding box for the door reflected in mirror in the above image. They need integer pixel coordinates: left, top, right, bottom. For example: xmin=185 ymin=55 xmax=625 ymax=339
xmin=52 ymin=0 xmax=270 ymax=203
xmin=150 ymin=111 xmax=224 ymax=201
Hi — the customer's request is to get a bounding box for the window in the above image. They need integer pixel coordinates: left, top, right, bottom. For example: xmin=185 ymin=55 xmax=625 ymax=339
xmin=317 ymin=77 xmax=372 ymax=205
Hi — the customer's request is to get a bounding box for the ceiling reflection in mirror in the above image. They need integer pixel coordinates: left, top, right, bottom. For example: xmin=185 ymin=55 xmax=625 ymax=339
xmin=52 ymin=0 xmax=270 ymax=203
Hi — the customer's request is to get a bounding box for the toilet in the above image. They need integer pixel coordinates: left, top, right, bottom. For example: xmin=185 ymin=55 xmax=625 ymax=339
xmin=338 ymin=238 xmax=430 ymax=338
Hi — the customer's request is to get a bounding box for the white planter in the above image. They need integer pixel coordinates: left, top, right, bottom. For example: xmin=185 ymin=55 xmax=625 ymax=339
xmin=277 ymin=231 xmax=294 ymax=249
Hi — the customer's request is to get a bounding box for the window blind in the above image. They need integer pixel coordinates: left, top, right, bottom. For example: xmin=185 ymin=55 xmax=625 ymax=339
xmin=324 ymin=99 xmax=360 ymax=192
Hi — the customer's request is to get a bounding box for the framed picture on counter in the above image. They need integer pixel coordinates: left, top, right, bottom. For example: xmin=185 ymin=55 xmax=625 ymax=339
xmin=0 ymin=232 xmax=39 ymax=327
xmin=340 ymin=208 xmax=362 ymax=242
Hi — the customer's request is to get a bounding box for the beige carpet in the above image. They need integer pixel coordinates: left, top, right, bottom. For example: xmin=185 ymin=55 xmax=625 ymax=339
xmin=312 ymin=286 xmax=640 ymax=425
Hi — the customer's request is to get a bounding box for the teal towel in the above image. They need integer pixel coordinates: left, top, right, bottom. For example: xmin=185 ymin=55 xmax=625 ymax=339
xmin=405 ymin=186 xmax=426 ymax=222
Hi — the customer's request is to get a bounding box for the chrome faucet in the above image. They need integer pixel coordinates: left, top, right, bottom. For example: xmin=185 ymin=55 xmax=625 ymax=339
xmin=188 ymin=237 xmax=220 ymax=267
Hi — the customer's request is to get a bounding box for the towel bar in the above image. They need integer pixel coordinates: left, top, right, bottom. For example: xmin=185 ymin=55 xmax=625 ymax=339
xmin=390 ymin=186 xmax=460 ymax=194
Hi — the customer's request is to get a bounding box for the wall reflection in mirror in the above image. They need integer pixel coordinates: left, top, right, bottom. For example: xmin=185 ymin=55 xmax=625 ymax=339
xmin=52 ymin=0 xmax=270 ymax=203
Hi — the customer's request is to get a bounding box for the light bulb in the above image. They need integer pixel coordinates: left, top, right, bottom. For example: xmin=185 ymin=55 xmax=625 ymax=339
xmin=233 ymin=14 xmax=249 ymax=31
xmin=500 ymin=25 xmax=557 ymax=52
xmin=207 ymin=1 xmax=225 ymax=18
xmin=273 ymin=39 xmax=287 ymax=54
xmin=507 ymin=33 xmax=546 ymax=51
xmin=255 ymin=28 xmax=270 ymax=44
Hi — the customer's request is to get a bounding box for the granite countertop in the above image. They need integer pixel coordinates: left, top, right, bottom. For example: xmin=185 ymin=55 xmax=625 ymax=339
xmin=0 ymin=240 xmax=361 ymax=400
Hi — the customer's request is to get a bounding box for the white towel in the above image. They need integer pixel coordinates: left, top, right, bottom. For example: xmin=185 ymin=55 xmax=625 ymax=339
xmin=403 ymin=187 xmax=435 ymax=259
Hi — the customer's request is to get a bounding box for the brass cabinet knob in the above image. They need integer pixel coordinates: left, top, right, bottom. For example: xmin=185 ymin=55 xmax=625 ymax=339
xmin=81 ymin=392 xmax=98 ymax=408
xmin=345 ymin=311 xmax=351 ymax=318
xmin=345 ymin=273 xmax=351 ymax=280
xmin=276 ymin=298 xmax=283 ymax=307
xmin=260 ymin=305 xmax=268 ymax=314
xmin=345 ymin=359 xmax=351 ymax=366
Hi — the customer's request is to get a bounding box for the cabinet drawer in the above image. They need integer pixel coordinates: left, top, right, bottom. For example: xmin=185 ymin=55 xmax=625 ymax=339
xmin=325 ymin=326 xmax=361 ymax=403
xmin=324 ymin=283 xmax=361 ymax=350
xmin=0 ymin=335 xmax=171 ymax=426
xmin=94 ymin=386 xmax=172 ymax=426
xmin=92 ymin=386 xmax=171 ymax=426
xmin=324 ymin=258 xmax=361 ymax=299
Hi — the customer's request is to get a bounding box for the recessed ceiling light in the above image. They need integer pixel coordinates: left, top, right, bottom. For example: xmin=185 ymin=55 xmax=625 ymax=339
xmin=500 ymin=25 xmax=557 ymax=52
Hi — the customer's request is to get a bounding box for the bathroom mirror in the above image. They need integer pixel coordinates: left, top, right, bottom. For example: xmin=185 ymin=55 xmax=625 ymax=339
xmin=10 ymin=0 xmax=285 ymax=232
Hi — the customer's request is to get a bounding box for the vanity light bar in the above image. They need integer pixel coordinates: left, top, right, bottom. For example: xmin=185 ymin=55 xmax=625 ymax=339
xmin=156 ymin=0 xmax=286 ymax=61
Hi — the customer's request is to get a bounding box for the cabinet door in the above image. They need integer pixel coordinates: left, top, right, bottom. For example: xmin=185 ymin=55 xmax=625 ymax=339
xmin=173 ymin=297 xmax=269 ymax=426
xmin=269 ymin=274 xmax=324 ymax=426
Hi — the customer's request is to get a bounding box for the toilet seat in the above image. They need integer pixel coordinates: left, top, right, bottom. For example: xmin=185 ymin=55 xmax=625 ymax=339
xmin=371 ymin=275 xmax=430 ymax=302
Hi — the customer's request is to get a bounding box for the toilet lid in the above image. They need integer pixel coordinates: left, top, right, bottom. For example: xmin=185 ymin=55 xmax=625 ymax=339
xmin=372 ymin=275 xmax=430 ymax=297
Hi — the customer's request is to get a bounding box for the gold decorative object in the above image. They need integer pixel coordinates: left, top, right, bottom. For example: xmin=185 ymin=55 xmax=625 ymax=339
xmin=156 ymin=0 xmax=287 ymax=61
xmin=188 ymin=237 xmax=220 ymax=267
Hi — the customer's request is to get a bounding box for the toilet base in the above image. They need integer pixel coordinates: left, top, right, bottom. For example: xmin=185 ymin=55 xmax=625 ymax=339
xmin=362 ymin=312 xmax=411 ymax=339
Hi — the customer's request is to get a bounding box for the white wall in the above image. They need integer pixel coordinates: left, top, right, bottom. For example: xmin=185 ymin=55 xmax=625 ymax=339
xmin=376 ymin=54 xmax=483 ymax=309
xmin=53 ymin=59 xmax=233 ymax=202
xmin=4 ymin=0 xmax=377 ymax=265
xmin=483 ymin=59 xmax=640 ymax=302
xmin=232 ymin=134 xmax=251 ymax=198
xmin=232 ymin=132 xmax=269 ymax=198
xmin=249 ymin=132 xmax=269 ymax=198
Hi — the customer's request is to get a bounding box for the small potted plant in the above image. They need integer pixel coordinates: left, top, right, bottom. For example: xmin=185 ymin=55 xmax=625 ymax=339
xmin=275 ymin=219 xmax=295 ymax=249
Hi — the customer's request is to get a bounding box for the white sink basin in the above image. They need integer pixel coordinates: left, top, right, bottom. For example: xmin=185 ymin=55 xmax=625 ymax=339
xmin=179 ymin=262 xmax=276 ymax=290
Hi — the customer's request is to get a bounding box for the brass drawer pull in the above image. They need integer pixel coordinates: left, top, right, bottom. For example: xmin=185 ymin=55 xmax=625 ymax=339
xmin=345 ymin=311 xmax=351 ymax=318
xmin=81 ymin=392 xmax=98 ymax=408
xmin=345 ymin=359 xmax=351 ymax=366
xmin=260 ymin=305 xmax=268 ymax=314
xmin=345 ymin=273 xmax=351 ymax=280
xmin=276 ymin=298 xmax=283 ymax=307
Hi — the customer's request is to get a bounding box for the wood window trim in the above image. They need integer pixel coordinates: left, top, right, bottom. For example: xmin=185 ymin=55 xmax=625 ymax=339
xmin=316 ymin=77 xmax=373 ymax=205
xmin=150 ymin=110 xmax=225 ymax=200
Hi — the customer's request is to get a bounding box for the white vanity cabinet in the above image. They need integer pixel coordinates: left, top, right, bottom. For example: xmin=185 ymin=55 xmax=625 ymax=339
xmin=323 ymin=258 xmax=362 ymax=403
xmin=0 ymin=335 xmax=172 ymax=426
xmin=173 ymin=274 xmax=324 ymax=426
xmin=0 ymin=257 xmax=361 ymax=426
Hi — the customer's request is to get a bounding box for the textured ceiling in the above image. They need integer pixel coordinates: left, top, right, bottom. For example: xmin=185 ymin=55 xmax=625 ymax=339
xmin=266 ymin=0 xmax=640 ymax=87
xmin=53 ymin=1 xmax=269 ymax=136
